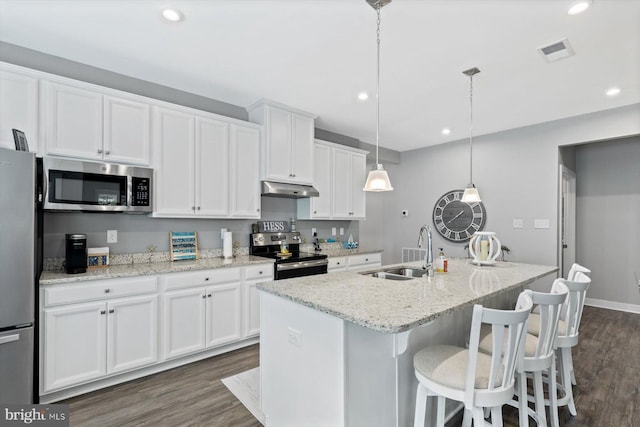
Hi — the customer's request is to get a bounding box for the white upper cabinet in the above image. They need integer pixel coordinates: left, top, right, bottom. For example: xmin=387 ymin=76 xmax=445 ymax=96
xmin=247 ymin=99 xmax=316 ymax=185
xmin=298 ymin=140 xmax=368 ymax=220
xmin=0 ymin=64 xmax=39 ymax=153
xmin=42 ymin=80 xmax=151 ymax=165
xmin=153 ymin=105 xmax=261 ymax=219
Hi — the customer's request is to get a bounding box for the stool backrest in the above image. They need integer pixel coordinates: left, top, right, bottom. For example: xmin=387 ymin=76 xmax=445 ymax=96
xmin=526 ymin=281 xmax=569 ymax=359
xmin=560 ymin=272 xmax=591 ymax=339
xmin=464 ymin=292 xmax=533 ymax=407
xmin=567 ymin=263 xmax=591 ymax=281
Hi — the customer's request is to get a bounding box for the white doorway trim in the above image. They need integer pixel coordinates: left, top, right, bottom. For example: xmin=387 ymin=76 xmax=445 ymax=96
xmin=558 ymin=165 xmax=576 ymax=278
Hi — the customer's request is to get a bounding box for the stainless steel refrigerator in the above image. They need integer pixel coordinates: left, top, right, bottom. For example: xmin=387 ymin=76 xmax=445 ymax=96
xmin=0 ymin=147 xmax=41 ymax=403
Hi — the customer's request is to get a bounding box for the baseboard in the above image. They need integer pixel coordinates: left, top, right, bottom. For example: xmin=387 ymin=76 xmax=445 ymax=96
xmin=585 ymin=298 xmax=640 ymax=314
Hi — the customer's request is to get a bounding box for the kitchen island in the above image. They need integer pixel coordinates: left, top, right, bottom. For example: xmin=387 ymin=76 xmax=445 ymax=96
xmin=258 ymin=258 xmax=557 ymax=427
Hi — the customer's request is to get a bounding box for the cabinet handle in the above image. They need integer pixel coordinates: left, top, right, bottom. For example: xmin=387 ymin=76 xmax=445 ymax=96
xmin=97 ymin=148 xmax=103 ymax=154
xmin=314 ymin=211 xmax=317 ymax=214
xmin=100 ymin=310 xmax=106 ymax=315
xmin=202 ymin=294 xmax=206 ymax=299
xmin=365 ymin=258 xmax=369 ymax=262
xmin=109 ymin=308 xmax=115 ymax=314
xmin=259 ymin=271 xmax=263 ymax=275
xmin=256 ymin=208 xmax=260 ymax=212
xmin=336 ymin=262 xmax=340 ymax=265
xmin=197 ymin=206 xmax=201 ymax=210
xmin=207 ymin=294 xmax=212 ymax=298
xmin=192 ymin=206 xmax=196 ymax=211
xmin=205 ymin=277 xmax=210 ymax=281
xmin=104 ymin=289 xmax=110 ymax=294
xmin=105 ymin=150 xmax=110 ymax=155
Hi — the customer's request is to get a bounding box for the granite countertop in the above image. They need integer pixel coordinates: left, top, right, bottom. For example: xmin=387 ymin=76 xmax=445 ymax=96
xmin=318 ymin=247 xmax=383 ymax=258
xmin=40 ymin=255 xmax=274 ymax=285
xmin=257 ymin=259 xmax=557 ymax=333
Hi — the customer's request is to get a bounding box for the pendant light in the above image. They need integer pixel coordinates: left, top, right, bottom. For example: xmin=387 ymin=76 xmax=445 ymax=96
xmin=363 ymin=0 xmax=393 ymax=192
xmin=461 ymin=67 xmax=481 ymax=203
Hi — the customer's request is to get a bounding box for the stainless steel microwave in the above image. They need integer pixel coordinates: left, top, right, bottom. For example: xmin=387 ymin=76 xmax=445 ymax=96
xmin=43 ymin=157 xmax=153 ymax=213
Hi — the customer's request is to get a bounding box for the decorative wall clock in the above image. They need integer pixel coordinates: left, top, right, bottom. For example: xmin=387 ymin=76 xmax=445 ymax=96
xmin=432 ymin=189 xmax=486 ymax=242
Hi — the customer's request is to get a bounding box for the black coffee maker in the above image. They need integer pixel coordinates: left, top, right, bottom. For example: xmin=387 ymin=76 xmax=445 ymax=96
xmin=65 ymin=234 xmax=87 ymax=274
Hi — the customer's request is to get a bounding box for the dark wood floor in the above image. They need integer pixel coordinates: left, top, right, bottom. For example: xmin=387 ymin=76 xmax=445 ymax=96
xmin=64 ymin=306 xmax=639 ymax=426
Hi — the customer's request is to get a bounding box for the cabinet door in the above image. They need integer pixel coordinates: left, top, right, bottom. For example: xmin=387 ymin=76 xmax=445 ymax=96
xmin=264 ymin=106 xmax=292 ymax=182
xmin=43 ymin=81 xmax=103 ymax=160
xmin=162 ymin=288 xmax=206 ymax=359
xmin=107 ymin=295 xmax=158 ymax=374
xmin=230 ymin=124 xmax=261 ymax=218
xmin=332 ymin=148 xmax=352 ymax=219
xmin=350 ymin=152 xmax=367 ymax=219
xmin=310 ymin=143 xmax=332 ymax=218
xmin=43 ymin=302 xmax=107 ymax=392
xmin=206 ymin=283 xmax=242 ymax=348
xmin=153 ymin=107 xmax=196 ymax=216
xmin=195 ymin=116 xmax=229 ymax=216
xmin=290 ymin=113 xmax=314 ymax=184
xmin=103 ymin=95 xmax=151 ymax=165
xmin=243 ymin=281 xmax=261 ymax=337
xmin=0 ymin=68 xmax=38 ymax=152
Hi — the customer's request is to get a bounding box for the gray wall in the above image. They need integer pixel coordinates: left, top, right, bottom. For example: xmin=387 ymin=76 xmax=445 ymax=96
xmin=44 ymin=197 xmax=358 ymax=258
xmin=575 ymin=136 xmax=640 ymax=306
xmin=360 ymin=104 xmax=640 ymax=296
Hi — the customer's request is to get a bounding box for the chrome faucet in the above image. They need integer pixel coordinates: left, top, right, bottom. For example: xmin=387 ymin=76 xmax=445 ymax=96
xmin=417 ymin=225 xmax=434 ymax=277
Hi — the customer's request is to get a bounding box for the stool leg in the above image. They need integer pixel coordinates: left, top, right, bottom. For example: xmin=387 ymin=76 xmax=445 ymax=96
xmin=472 ymin=407 xmax=485 ymax=427
xmin=569 ymin=348 xmax=577 ymax=385
xmin=560 ymin=347 xmax=578 ymax=416
xmin=533 ymin=370 xmax=547 ymax=427
xmin=549 ymin=353 xmax=560 ymax=427
xmin=414 ymin=383 xmax=427 ymax=427
xmin=462 ymin=408 xmax=472 ymax=427
xmin=436 ymin=396 xmax=445 ymax=427
xmin=491 ymin=406 xmax=503 ymax=427
xmin=517 ymin=370 xmax=529 ymax=427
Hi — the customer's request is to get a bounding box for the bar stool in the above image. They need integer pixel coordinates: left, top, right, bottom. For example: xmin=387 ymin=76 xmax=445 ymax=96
xmin=479 ymin=281 xmax=568 ymax=427
xmin=567 ymin=263 xmax=591 ymax=281
xmin=528 ymin=272 xmax=591 ymax=417
xmin=413 ymin=292 xmax=533 ymax=427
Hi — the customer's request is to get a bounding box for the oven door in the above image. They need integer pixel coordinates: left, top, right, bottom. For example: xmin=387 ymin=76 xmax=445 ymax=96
xmin=275 ymin=259 xmax=328 ymax=280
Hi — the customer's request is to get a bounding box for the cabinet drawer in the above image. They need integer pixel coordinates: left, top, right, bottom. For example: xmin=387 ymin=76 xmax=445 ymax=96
xmin=44 ymin=276 xmax=157 ymax=307
xmin=161 ymin=268 xmax=241 ymax=291
xmin=348 ymin=253 xmax=381 ymax=267
xmin=245 ymin=264 xmax=274 ymax=281
xmin=328 ymin=257 xmax=347 ymax=270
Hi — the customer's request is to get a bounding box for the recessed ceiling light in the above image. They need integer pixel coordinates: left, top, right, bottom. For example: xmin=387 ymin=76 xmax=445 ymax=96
xmin=358 ymin=92 xmax=369 ymax=101
xmin=442 ymin=128 xmax=451 ymax=135
xmin=568 ymin=0 xmax=592 ymax=15
xmin=162 ymin=8 xmax=184 ymax=22
xmin=605 ymin=87 xmax=621 ymax=97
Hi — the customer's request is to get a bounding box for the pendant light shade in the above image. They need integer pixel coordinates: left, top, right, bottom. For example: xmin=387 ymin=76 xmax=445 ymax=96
xmin=363 ymin=164 xmax=393 ymax=191
xmin=363 ymin=0 xmax=393 ymax=192
xmin=461 ymin=67 xmax=481 ymax=203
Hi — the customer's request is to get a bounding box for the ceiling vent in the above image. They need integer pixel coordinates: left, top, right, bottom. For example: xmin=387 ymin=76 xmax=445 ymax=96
xmin=537 ymin=38 xmax=575 ymax=62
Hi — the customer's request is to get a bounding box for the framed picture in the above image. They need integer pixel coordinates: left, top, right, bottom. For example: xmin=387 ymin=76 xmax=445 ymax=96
xmin=12 ymin=129 xmax=29 ymax=152
xmin=170 ymin=231 xmax=199 ymax=261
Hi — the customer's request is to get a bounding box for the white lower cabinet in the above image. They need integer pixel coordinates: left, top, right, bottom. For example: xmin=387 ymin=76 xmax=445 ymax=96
xmin=243 ymin=264 xmax=274 ymax=337
xmin=346 ymin=253 xmax=382 ymax=272
xmin=42 ymin=279 xmax=158 ymax=393
xmin=328 ymin=257 xmax=347 ymax=273
xmin=161 ymin=268 xmax=244 ymax=360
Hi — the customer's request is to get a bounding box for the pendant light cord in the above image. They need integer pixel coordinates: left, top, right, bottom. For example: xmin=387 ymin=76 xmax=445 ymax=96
xmin=375 ymin=2 xmax=381 ymax=165
xmin=469 ymin=73 xmax=474 ymax=185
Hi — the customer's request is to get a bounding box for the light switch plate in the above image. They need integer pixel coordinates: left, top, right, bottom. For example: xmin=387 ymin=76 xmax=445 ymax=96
xmin=513 ymin=219 xmax=524 ymax=228
xmin=534 ymin=219 xmax=550 ymax=229
xmin=340 ymin=228 xmax=344 ymax=236
xmin=331 ymin=227 xmax=337 ymax=236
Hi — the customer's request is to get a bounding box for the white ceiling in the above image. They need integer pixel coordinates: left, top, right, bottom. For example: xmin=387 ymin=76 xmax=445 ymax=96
xmin=0 ymin=0 xmax=638 ymax=152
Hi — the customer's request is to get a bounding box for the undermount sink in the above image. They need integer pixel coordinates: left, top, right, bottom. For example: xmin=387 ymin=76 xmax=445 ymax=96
xmin=361 ymin=266 xmax=427 ymax=281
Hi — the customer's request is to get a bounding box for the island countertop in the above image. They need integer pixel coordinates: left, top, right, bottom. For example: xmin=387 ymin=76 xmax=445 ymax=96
xmin=257 ymin=258 xmax=557 ymax=333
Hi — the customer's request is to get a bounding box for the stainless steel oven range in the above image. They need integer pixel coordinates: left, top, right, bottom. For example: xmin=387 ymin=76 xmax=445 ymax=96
xmin=250 ymin=232 xmax=328 ymax=280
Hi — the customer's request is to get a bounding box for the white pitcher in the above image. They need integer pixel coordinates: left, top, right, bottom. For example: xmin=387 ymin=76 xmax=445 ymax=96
xmin=469 ymin=232 xmax=501 ymax=265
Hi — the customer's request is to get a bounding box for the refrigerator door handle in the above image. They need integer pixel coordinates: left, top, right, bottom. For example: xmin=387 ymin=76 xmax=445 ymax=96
xmin=0 ymin=334 xmax=20 ymax=345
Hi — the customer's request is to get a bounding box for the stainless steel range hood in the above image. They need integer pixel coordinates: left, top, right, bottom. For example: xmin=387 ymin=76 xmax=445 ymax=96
xmin=261 ymin=181 xmax=319 ymax=198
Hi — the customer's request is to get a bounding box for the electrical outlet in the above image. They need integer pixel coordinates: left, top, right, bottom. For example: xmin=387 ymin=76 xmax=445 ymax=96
xmin=331 ymin=227 xmax=336 ymax=236
xmin=311 ymin=227 xmax=317 ymax=236
xmin=513 ymin=219 xmax=524 ymax=228
xmin=534 ymin=219 xmax=550 ymax=229
xmin=107 ymin=230 xmax=118 ymax=243
xmin=340 ymin=227 xmax=344 ymax=236
xmin=287 ymin=327 xmax=302 ymax=347
xmin=401 ymin=210 xmax=409 ymax=217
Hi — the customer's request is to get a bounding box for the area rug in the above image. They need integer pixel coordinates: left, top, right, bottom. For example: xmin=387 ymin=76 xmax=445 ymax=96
xmin=221 ymin=367 xmax=265 ymax=425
